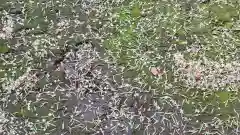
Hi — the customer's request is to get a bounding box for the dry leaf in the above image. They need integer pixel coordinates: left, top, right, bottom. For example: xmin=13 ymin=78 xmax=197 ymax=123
xmin=195 ymin=70 xmax=201 ymax=81
xmin=150 ymin=67 xmax=164 ymax=76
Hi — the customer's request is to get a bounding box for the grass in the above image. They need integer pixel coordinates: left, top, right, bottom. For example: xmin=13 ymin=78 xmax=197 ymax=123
xmin=101 ymin=0 xmax=240 ymax=133
xmin=0 ymin=0 xmax=240 ymax=134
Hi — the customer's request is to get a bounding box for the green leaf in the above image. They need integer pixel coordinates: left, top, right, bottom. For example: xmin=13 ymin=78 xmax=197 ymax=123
xmin=216 ymin=91 xmax=231 ymax=102
xmin=0 ymin=41 xmax=9 ymax=53
xmin=183 ymin=102 xmax=194 ymax=114
xmin=225 ymin=22 xmax=233 ymax=29
xmin=177 ymin=40 xmax=188 ymax=45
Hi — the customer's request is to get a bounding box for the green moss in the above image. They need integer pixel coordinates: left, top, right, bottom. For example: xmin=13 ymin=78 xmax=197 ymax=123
xmin=131 ymin=4 xmax=141 ymax=18
xmin=210 ymin=3 xmax=239 ymax=23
